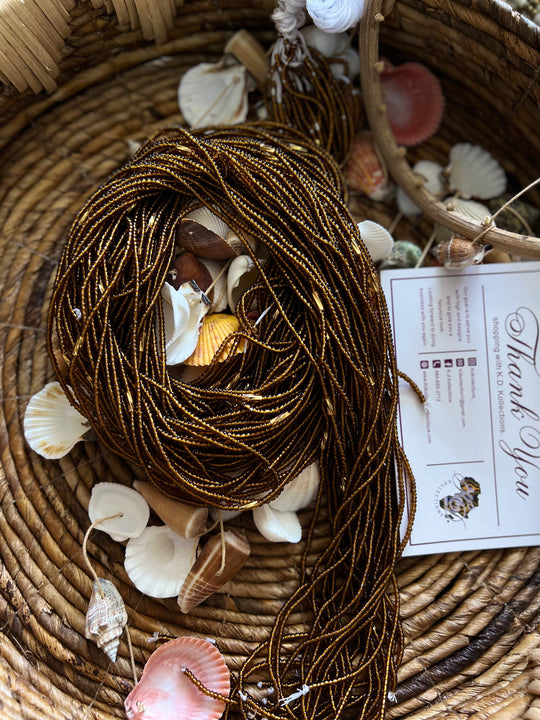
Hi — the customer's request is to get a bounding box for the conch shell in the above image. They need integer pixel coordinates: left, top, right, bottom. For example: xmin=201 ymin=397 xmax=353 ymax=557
xmin=85 ymin=578 xmax=127 ymax=663
xmin=177 ymin=529 xmax=250 ymax=613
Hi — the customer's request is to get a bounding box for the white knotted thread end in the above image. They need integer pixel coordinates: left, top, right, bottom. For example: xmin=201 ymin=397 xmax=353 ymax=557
xmin=280 ymin=684 xmax=310 ymax=705
xmin=306 ymin=0 xmax=365 ymax=32
xmin=272 ymin=0 xmax=307 ymax=39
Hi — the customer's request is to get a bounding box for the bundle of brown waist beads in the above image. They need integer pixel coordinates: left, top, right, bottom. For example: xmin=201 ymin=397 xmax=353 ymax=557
xmin=49 ymin=123 xmax=415 ymax=720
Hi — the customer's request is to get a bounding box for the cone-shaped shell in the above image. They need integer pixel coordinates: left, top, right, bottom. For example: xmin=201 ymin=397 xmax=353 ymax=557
xmin=133 ymin=480 xmax=208 ymax=539
xmin=177 ymin=530 xmax=250 ymax=613
xmin=252 ymin=504 xmax=302 ymax=543
xmin=345 ymin=132 xmax=390 ymax=201
xmin=178 ymin=61 xmax=248 ymax=128
xmin=446 ymin=143 xmax=507 ymax=200
xmin=23 ymin=382 xmax=90 ymax=459
xmin=88 ymin=482 xmax=150 ymax=542
xmin=177 ymin=207 xmax=243 ymax=260
xmin=380 ymin=60 xmax=444 ymax=146
xmin=269 ymin=461 xmax=320 ymax=513
xmin=124 ymin=525 xmax=198 ymax=598
xmin=124 ymin=637 xmax=230 ymax=720
xmin=184 ymin=313 xmax=244 ymax=367
xmin=357 ymin=220 xmax=394 ymax=263
xmin=85 ymin=578 xmax=127 ymax=663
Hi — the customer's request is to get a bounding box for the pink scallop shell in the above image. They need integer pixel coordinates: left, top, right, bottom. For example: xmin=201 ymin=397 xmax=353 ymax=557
xmin=380 ymin=60 xmax=444 ymax=146
xmin=124 ymin=637 xmax=230 ymax=720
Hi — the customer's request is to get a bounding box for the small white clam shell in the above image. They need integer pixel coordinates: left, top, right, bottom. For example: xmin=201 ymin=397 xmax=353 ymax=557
xmin=446 ymin=143 xmax=507 ymax=200
xmin=178 ymin=62 xmax=248 ymax=129
xmin=124 ymin=525 xmax=198 ymax=598
xmin=227 ymin=255 xmax=258 ymax=310
xmin=200 ymin=258 xmax=228 ymax=313
xmin=357 ymin=220 xmax=394 ymax=263
xmin=23 ymin=382 xmax=90 ymax=459
xmin=300 ymin=25 xmax=349 ymax=57
xmin=88 ymin=482 xmax=150 ymax=542
xmin=269 ymin=461 xmax=320 ymax=513
xmin=161 ymin=281 xmax=210 ymax=365
xmin=252 ymin=504 xmax=302 ymax=543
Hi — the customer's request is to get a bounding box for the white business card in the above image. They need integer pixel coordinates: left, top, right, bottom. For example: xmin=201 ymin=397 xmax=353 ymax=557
xmin=381 ymin=262 xmax=540 ymax=556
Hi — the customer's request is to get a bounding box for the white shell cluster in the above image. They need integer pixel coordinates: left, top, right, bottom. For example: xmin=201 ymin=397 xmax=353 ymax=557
xmin=23 ymin=382 xmax=90 ymax=459
xmin=252 ymin=461 xmax=320 ymax=543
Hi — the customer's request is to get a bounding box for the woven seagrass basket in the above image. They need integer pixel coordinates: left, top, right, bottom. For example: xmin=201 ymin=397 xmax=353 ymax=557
xmin=1 ymin=1 xmax=539 ymax=719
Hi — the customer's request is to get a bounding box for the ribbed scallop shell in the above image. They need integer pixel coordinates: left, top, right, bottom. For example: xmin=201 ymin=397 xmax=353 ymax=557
xmin=178 ymin=61 xmax=248 ymax=129
xmin=85 ymin=579 xmax=127 ymax=663
xmin=252 ymin=504 xmax=302 ymax=543
xmin=269 ymin=461 xmax=320 ymax=513
xmin=447 ymin=143 xmax=507 ymax=200
xmin=88 ymin=482 xmax=150 ymax=542
xmin=23 ymin=382 xmax=90 ymax=459
xmin=124 ymin=637 xmax=230 ymax=720
xmin=380 ymin=60 xmax=444 ymax=146
xmin=124 ymin=525 xmax=198 ymax=598
xmin=357 ymin=220 xmax=394 ymax=263
xmin=184 ymin=313 xmax=244 ymax=366
xmin=177 ymin=530 xmax=250 ymax=613
xmin=345 ymin=132 xmax=390 ymax=201
xmin=396 ymin=160 xmax=446 ymax=216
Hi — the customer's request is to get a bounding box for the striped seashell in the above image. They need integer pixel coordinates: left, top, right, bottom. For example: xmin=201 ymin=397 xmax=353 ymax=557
xmin=436 ymin=237 xmax=490 ymax=268
xmin=85 ymin=579 xmax=127 ymax=663
xmin=184 ymin=313 xmax=245 ymax=366
xmin=345 ymin=132 xmax=391 ymax=201
xmin=177 ymin=529 xmax=250 ymax=613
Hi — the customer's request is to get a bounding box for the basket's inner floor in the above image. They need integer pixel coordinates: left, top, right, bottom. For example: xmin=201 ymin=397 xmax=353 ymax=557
xmin=0 ymin=14 xmax=539 ymax=720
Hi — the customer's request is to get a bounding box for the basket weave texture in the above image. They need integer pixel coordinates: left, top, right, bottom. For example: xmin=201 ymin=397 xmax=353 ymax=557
xmin=0 ymin=1 xmax=539 ymax=719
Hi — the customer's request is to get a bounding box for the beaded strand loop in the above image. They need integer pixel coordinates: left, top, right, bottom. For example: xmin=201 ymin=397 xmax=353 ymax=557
xmin=49 ymin=123 xmax=415 ymax=720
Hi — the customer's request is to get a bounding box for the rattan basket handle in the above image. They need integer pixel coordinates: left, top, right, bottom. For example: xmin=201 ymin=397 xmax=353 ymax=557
xmin=359 ymin=0 xmax=540 ymax=258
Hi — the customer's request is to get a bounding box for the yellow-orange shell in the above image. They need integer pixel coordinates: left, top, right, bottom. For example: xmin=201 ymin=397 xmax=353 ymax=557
xmin=345 ymin=132 xmax=389 ymax=201
xmin=184 ymin=313 xmax=245 ymax=366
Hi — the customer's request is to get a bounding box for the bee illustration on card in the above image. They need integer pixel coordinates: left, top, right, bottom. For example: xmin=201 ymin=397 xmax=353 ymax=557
xmin=439 ymin=474 xmax=481 ymax=524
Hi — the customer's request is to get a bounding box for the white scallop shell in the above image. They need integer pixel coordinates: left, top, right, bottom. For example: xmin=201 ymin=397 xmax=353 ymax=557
xmin=269 ymin=461 xmax=320 ymax=513
xmin=124 ymin=525 xmax=198 ymax=598
xmin=357 ymin=220 xmax=394 ymax=263
xmin=200 ymin=258 xmax=228 ymax=313
xmin=85 ymin=578 xmax=127 ymax=662
xmin=446 ymin=143 xmax=507 ymax=200
xmin=178 ymin=62 xmax=248 ymax=128
xmin=161 ymin=281 xmax=210 ymax=365
xmin=300 ymin=25 xmax=349 ymax=57
xmin=88 ymin=482 xmax=150 ymax=542
xmin=227 ymin=255 xmax=258 ymax=310
xmin=434 ymin=197 xmax=493 ymax=243
xmin=23 ymin=382 xmax=90 ymax=459
xmin=252 ymin=504 xmax=302 ymax=543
